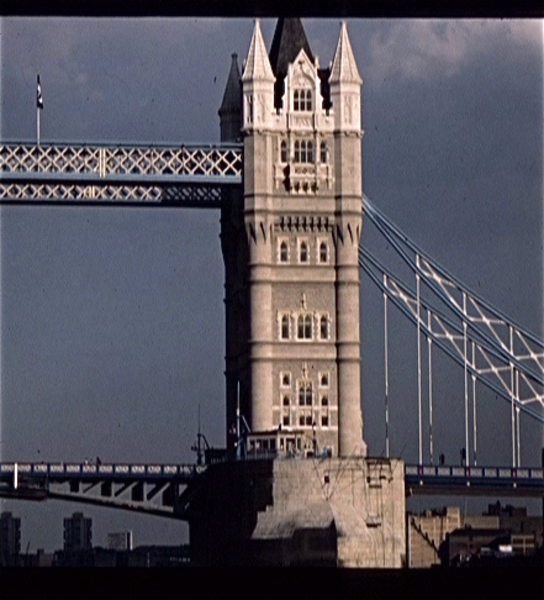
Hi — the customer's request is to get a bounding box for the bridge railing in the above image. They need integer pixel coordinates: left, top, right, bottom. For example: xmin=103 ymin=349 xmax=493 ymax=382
xmin=0 ymin=142 xmax=243 ymax=206
xmin=0 ymin=462 xmax=206 ymax=482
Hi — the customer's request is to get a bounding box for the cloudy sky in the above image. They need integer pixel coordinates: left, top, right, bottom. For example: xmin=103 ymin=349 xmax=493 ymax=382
xmin=0 ymin=18 xmax=542 ymax=551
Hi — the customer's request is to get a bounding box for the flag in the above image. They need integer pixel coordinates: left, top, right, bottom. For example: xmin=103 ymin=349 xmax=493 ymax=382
xmin=37 ymin=75 xmax=43 ymax=110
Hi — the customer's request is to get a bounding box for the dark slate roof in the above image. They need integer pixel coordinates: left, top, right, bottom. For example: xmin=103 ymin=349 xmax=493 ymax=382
xmin=269 ymin=18 xmax=319 ymax=111
xmin=269 ymin=18 xmax=314 ymax=79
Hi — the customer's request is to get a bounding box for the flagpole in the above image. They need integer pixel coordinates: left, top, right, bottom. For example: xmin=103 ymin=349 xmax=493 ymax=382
xmin=36 ymin=74 xmax=43 ymax=145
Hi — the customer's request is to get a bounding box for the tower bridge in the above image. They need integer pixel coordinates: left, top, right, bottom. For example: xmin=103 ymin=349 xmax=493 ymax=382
xmin=0 ymin=19 xmax=542 ymax=567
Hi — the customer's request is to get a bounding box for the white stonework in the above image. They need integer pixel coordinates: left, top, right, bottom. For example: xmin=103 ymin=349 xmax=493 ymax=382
xmin=221 ymin=20 xmax=367 ymax=458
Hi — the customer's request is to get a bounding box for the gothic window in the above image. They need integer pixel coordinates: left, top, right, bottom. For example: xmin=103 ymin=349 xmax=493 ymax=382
xmin=321 ymin=413 xmax=329 ymax=427
xmin=294 ymin=140 xmax=314 ymax=164
xmin=298 ymin=382 xmax=313 ymax=406
xmin=320 ymin=141 xmax=328 ymax=163
xmin=283 ymin=412 xmax=290 ymax=427
xmin=281 ymin=314 xmax=290 ymax=340
xmin=247 ymin=95 xmax=253 ymax=124
xmin=320 ymin=372 xmax=329 ymax=388
xmin=319 ymin=241 xmax=328 ymax=263
xmin=280 ymin=241 xmax=289 ymax=263
xmin=299 ymin=241 xmax=308 ymax=263
xmin=281 ymin=372 xmax=291 ymax=387
xmin=283 ymin=395 xmax=290 ymax=406
xmin=294 ymin=89 xmax=312 ymax=112
xmin=320 ymin=315 xmax=329 ymax=340
xmin=321 ymin=395 xmax=329 ymax=407
xmin=297 ymin=314 xmax=312 ymax=340
xmin=280 ymin=140 xmax=288 ymax=163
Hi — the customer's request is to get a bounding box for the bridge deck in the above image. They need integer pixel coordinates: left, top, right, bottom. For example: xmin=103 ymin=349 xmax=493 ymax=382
xmin=0 ymin=461 xmax=542 ymax=498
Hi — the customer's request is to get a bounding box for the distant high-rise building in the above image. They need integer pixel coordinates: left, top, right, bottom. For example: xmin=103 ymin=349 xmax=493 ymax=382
xmin=107 ymin=531 xmax=134 ymax=551
xmin=0 ymin=512 xmax=21 ymax=566
xmin=63 ymin=512 xmax=92 ymax=552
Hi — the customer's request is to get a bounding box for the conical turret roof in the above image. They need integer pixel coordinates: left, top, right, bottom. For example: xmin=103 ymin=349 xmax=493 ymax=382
xmin=329 ymin=21 xmax=362 ymax=85
xmin=219 ymin=54 xmax=242 ymax=116
xmin=242 ymin=19 xmax=275 ymax=82
xmin=269 ymin=18 xmax=314 ymax=79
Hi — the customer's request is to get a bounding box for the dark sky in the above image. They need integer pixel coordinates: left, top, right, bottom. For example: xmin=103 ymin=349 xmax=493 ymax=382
xmin=0 ymin=18 xmax=542 ymax=552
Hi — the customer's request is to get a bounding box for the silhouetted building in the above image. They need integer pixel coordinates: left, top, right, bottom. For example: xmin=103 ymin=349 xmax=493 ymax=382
xmin=107 ymin=531 xmax=133 ymax=551
xmin=63 ymin=512 xmax=92 ymax=552
xmin=0 ymin=512 xmax=21 ymax=567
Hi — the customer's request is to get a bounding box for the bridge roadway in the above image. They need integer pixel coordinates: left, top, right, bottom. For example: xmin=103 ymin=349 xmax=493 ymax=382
xmin=0 ymin=461 xmax=542 ymax=504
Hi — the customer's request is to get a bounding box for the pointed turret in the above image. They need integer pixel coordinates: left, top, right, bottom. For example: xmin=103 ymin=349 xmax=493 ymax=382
xmin=219 ymin=54 xmax=242 ymax=142
xmin=241 ymin=20 xmax=275 ymax=130
xmin=329 ymin=21 xmax=362 ymax=85
xmin=329 ymin=22 xmax=362 ymax=133
xmin=242 ymin=19 xmax=275 ymax=83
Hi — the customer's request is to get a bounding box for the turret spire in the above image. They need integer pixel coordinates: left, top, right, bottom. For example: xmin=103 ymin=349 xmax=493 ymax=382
xmin=329 ymin=21 xmax=362 ymax=85
xmin=242 ymin=19 xmax=275 ymax=83
xmin=219 ymin=54 xmax=242 ymax=142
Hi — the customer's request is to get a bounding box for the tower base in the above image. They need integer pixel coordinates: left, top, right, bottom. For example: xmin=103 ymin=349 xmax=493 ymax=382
xmin=189 ymin=457 xmax=406 ymax=567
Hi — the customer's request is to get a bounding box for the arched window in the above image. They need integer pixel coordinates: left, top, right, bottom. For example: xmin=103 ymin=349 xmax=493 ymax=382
xmin=319 ymin=241 xmax=328 ymax=263
xmin=281 ymin=314 xmax=290 ymax=340
xmin=299 ymin=241 xmax=308 ymax=263
xmin=297 ymin=314 xmax=312 ymax=339
xmin=294 ymin=90 xmax=300 ymax=111
xmin=298 ymin=382 xmax=313 ymax=406
xmin=297 ymin=314 xmax=312 ymax=340
xmin=280 ymin=140 xmax=288 ymax=163
xmin=282 ymin=372 xmax=291 ymax=387
xmin=280 ymin=240 xmax=289 ymax=263
xmin=294 ymin=140 xmax=300 ymax=163
xmin=293 ymin=140 xmax=314 ymax=164
xmin=283 ymin=395 xmax=290 ymax=406
xmin=321 ymin=395 xmax=328 ymax=407
xmin=320 ymin=141 xmax=328 ymax=163
xmin=320 ymin=315 xmax=329 ymax=339
xmin=294 ymin=89 xmax=312 ymax=111
xmin=306 ymin=141 xmax=314 ymax=163
xmin=320 ymin=373 xmax=329 ymax=387
xmin=305 ymin=90 xmax=313 ymax=111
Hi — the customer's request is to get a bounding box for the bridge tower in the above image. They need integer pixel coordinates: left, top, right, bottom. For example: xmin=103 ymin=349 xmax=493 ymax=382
xmin=220 ymin=18 xmax=366 ymax=458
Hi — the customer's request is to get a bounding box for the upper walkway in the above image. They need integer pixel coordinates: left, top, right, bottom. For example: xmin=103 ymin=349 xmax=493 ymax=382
xmin=0 ymin=142 xmax=243 ymax=207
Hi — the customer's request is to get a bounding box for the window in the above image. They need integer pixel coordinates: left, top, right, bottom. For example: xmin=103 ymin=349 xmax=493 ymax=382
xmin=321 ymin=413 xmax=329 ymax=427
xmin=299 ymin=241 xmax=308 ymax=263
xmin=283 ymin=395 xmax=290 ymax=406
xmin=321 ymin=395 xmax=328 ymax=407
xmin=298 ymin=382 xmax=313 ymax=406
xmin=280 ymin=140 xmax=288 ymax=163
xmin=294 ymin=89 xmax=312 ymax=112
xmin=297 ymin=314 xmax=312 ymax=340
xmin=320 ymin=373 xmax=329 ymax=388
xmin=281 ymin=372 xmax=291 ymax=387
xmin=247 ymin=95 xmax=253 ymax=123
xmin=320 ymin=315 xmax=329 ymax=340
xmin=320 ymin=141 xmax=328 ymax=163
xmin=280 ymin=241 xmax=289 ymax=263
xmin=294 ymin=140 xmax=314 ymax=164
xmin=283 ymin=413 xmax=290 ymax=427
xmin=281 ymin=314 xmax=290 ymax=340
xmin=319 ymin=241 xmax=328 ymax=263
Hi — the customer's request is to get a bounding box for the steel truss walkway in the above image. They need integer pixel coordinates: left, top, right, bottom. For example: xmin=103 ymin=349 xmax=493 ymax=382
xmin=0 ymin=142 xmax=243 ymax=207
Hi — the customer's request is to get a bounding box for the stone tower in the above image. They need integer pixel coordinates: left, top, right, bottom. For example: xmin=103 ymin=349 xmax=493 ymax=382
xmin=220 ymin=18 xmax=366 ymax=458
